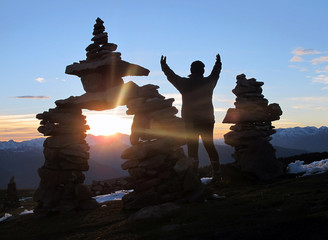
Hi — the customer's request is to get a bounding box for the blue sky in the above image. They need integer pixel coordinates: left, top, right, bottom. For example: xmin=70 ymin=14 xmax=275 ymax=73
xmin=0 ymin=0 xmax=327 ymax=141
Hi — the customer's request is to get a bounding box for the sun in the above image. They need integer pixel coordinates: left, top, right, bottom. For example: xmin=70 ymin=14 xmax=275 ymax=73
xmin=84 ymin=111 xmax=132 ymax=136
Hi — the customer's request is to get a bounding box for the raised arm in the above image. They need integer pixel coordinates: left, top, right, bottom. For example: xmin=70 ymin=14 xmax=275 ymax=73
xmin=160 ymin=55 xmax=183 ymax=91
xmin=208 ymin=53 xmax=222 ymax=82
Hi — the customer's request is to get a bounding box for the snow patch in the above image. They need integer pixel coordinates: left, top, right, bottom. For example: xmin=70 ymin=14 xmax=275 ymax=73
xmin=201 ymin=177 xmax=212 ymax=184
xmin=19 ymin=197 xmax=33 ymax=202
xmin=93 ymin=190 xmax=133 ymax=203
xmin=19 ymin=209 xmax=34 ymax=215
xmin=212 ymin=194 xmax=226 ymax=199
xmin=288 ymin=159 xmax=328 ymax=176
xmin=0 ymin=213 xmax=12 ymax=222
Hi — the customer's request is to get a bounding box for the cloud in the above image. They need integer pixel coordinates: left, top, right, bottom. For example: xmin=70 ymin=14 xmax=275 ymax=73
xmin=289 ymin=96 xmax=328 ymax=111
xmin=311 ymin=56 xmax=328 ymax=65
xmin=292 ymin=104 xmax=328 ymax=111
xmin=312 ymin=74 xmax=328 ymax=84
xmin=14 ymin=96 xmax=51 ymax=99
xmin=315 ymin=65 xmax=328 ymax=73
xmin=0 ymin=114 xmax=41 ymax=141
xmin=289 ymin=55 xmax=304 ymax=62
xmin=314 ymin=107 xmax=328 ymax=111
xmin=292 ymin=105 xmax=309 ymax=109
xmin=292 ymin=47 xmax=321 ymax=56
xmin=289 ymin=96 xmax=328 ymax=102
xmin=214 ymin=108 xmax=227 ymax=112
xmin=288 ymin=65 xmax=308 ymax=72
xmin=35 ymin=77 xmax=45 ymax=83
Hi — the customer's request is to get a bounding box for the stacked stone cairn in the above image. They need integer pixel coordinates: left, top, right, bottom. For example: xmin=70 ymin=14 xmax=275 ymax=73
xmin=34 ymin=18 xmax=202 ymax=212
xmin=222 ymin=74 xmax=284 ymax=181
xmin=65 ymin=17 xmax=149 ymax=93
xmin=121 ymin=84 xmax=203 ymax=210
xmin=3 ymin=176 xmax=20 ymax=210
xmin=33 ymin=106 xmax=98 ymax=212
xmin=56 ymin=81 xmax=203 ymax=210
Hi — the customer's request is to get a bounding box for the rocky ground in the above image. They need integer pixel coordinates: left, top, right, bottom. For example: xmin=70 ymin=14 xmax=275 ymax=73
xmin=1 ymin=172 xmax=328 ymax=240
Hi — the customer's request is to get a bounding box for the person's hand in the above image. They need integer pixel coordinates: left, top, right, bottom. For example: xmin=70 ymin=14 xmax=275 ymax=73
xmin=160 ymin=55 xmax=167 ymax=66
xmin=216 ymin=53 xmax=221 ymax=62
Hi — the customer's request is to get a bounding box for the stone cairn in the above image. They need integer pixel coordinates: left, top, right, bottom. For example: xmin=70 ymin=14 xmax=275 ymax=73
xmin=34 ymin=18 xmax=201 ymax=212
xmin=121 ymin=85 xmax=203 ymax=210
xmin=3 ymin=176 xmax=20 ymax=210
xmin=34 ymin=106 xmax=97 ymax=212
xmin=222 ymin=74 xmax=284 ymax=181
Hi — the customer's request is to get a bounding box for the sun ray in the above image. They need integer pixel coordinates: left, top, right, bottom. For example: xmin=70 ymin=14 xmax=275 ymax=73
xmin=84 ymin=110 xmax=132 ymax=136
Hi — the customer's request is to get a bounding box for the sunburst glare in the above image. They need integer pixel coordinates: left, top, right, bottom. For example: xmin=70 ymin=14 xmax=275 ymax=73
xmin=84 ymin=111 xmax=132 ymax=136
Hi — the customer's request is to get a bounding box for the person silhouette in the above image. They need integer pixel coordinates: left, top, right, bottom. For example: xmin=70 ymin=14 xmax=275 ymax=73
xmin=161 ymin=54 xmax=222 ymax=177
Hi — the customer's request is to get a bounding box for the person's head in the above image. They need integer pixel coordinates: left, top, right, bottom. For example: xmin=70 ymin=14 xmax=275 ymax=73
xmin=190 ymin=60 xmax=205 ymax=76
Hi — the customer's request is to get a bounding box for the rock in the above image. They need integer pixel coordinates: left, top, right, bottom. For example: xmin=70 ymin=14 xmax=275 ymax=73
xmin=44 ymin=134 xmax=86 ymax=148
xmin=3 ymin=177 xmax=20 ymax=209
xmin=121 ymin=159 xmax=139 ymax=170
xmin=134 ymin=178 xmax=161 ymax=192
xmin=174 ymin=156 xmax=194 ymax=173
xmin=91 ymin=32 xmax=108 ymax=44
xmin=183 ymin=169 xmax=202 ymax=192
xmin=138 ymin=155 xmax=166 ymax=169
xmin=122 ymin=190 xmax=158 ymax=210
xmin=101 ymin=43 xmax=117 ymax=51
xmin=75 ymin=184 xmax=93 ymax=200
xmin=128 ymin=202 xmax=180 ymax=222
xmin=126 ymin=98 xmax=174 ymax=115
xmin=121 ymin=138 xmax=175 ymax=160
xmin=78 ymin=199 xmax=100 ymax=210
xmin=55 ymin=81 xmax=140 ymax=110
xmin=149 ymin=106 xmax=179 ymax=120
xmin=38 ymin=122 xmax=90 ymax=136
xmin=222 ymin=74 xmax=284 ymax=181
xmin=85 ymin=43 xmax=100 ymax=52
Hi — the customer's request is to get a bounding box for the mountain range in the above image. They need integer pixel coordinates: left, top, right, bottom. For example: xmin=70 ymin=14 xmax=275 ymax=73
xmin=0 ymin=126 xmax=327 ymax=189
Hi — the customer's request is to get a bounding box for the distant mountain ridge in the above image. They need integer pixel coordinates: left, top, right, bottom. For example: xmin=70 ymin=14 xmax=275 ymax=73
xmin=0 ymin=126 xmax=327 ymax=188
xmin=271 ymin=126 xmax=328 ymax=152
xmin=0 ymin=138 xmax=44 ymax=151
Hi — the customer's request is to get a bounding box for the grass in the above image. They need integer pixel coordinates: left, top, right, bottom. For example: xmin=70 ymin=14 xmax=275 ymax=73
xmin=1 ymin=172 xmax=328 ymax=240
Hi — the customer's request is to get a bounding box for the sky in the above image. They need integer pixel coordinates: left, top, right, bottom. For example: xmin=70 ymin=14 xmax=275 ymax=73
xmin=0 ymin=0 xmax=327 ymax=141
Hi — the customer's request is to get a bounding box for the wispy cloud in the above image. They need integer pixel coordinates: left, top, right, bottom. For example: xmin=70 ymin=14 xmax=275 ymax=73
xmin=290 ymin=47 xmax=322 ymax=63
xmin=289 ymin=96 xmax=328 ymax=111
xmin=0 ymin=114 xmax=41 ymax=141
xmin=312 ymin=74 xmax=328 ymax=84
xmin=13 ymin=96 xmax=50 ymax=99
xmin=289 ymin=55 xmax=304 ymax=62
xmin=214 ymin=108 xmax=227 ymax=112
xmin=311 ymin=56 xmax=328 ymax=65
xmin=315 ymin=65 xmax=328 ymax=73
xmin=292 ymin=47 xmax=321 ymax=56
xmin=289 ymin=96 xmax=328 ymax=102
xmin=314 ymin=107 xmax=328 ymax=111
xmin=292 ymin=105 xmax=328 ymax=111
xmin=274 ymin=119 xmax=304 ymax=128
xmin=289 ymin=65 xmax=308 ymax=72
xmin=35 ymin=77 xmax=45 ymax=83
xmin=56 ymin=77 xmax=67 ymax=82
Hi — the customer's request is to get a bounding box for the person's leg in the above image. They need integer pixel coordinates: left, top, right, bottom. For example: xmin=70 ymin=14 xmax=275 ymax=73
xmin=185 ymin=120 xmax=200 ymax=171
xmin=199 ymin=122 xmax=220 ymax=175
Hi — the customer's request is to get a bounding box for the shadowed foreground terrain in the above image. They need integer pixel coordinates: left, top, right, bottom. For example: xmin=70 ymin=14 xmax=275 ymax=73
xmin=1 ymin=172 xmax=328 ymax=240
